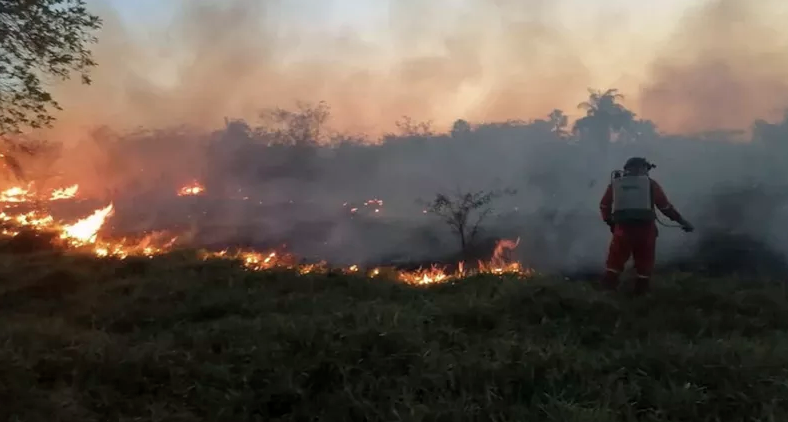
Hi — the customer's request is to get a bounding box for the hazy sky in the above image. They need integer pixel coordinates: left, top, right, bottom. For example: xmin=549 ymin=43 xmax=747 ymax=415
xmin=53 ymin=0 xmax=788 ymax=135
xmin=101 ymin=0 xmax=698 ymax=43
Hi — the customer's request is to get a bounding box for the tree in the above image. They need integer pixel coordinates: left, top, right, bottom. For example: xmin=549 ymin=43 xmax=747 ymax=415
xmin=547 ymin=109 xmax=569 ymax=138
xmin=0 ymin=1 xmax=101 ymax=134
xmin=1 ymin=0 xmax=101 ymax=179
xmin=257 ymin=100 xmax=330 ymax=146
xmin=752 ymin=111 xmax=788 ymax=146
xmin=450 ymin=119 xmax=472 ymax=138
xmin=421 ymin=188 xmax=515 ymax=258
xmin=572 ymin=89 xmax=635 ymax=148
xmin=394 ymin=116 xmax=433 ymax=137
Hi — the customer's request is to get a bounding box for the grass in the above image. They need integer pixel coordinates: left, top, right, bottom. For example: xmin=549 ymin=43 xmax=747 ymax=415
xmin=1 ymin=250 xmax=788 ymax=421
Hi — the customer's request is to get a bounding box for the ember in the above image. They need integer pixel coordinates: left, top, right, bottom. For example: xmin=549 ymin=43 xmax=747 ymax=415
xmin=178 ymin=182 xmax=205 ymax=196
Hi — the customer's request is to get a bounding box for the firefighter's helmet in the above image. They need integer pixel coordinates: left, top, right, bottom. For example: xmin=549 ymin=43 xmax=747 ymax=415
xmin=624 ymin=157 xmax=655 ymax=171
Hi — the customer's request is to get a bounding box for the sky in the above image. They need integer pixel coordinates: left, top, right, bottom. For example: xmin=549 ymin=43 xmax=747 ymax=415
xmin=52 ymin=0 xmax=788 ymax=136
xmin=100 ymin=0 xmax=697 ymax=45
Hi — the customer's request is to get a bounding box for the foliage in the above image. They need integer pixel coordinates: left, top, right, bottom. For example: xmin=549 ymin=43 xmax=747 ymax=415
xmin=2 ymin=251 xmax=788 ymax=421
xmin=573 ymin=88 xmax=636 ymax=146
xmin=450 ymin=118 xmax=472 ymax=138
xmin=394 ymin=115 xmax=434 ymax=137
xmin=257 ymin=101 xmax=331 ymax=146
xmin=547 ymin=108 xmax=569 ymax=138
xmin=0 ymin=0 xmax=102 ymax=135
xmin=422 ymin=188 xmax=516 ymax=256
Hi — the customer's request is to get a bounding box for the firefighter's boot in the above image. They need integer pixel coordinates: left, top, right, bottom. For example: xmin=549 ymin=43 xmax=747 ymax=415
xmin=633 ymin=276 xmax=650 ymax=296
xmin=601 ymin=270 xmax=620 ymax=291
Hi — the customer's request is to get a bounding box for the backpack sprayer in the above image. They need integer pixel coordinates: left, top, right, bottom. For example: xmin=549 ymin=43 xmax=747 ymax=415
xmin=611 ymin=162 xmax=684 ymax=229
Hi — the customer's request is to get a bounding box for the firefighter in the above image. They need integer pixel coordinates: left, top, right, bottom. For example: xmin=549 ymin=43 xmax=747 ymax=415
xmin=599 ymin=157 xmax=694 ymax=294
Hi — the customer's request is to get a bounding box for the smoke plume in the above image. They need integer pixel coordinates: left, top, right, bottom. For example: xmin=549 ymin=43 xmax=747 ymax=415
xmin=5 ymin=0 xmax=788 ymax=276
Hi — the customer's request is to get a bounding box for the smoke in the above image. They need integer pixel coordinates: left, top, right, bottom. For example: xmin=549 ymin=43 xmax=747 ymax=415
xmin=7 ymin=0 xmax=788 ymax=275
xmin=639 ymin=0 xmax=788 ymax=133
xmin=44 ymin=0 xmax=788 ymax=135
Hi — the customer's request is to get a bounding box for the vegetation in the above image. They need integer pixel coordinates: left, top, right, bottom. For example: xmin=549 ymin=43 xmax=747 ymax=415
xmin=0 ymin=0 xmax=101 ymax=180
xmin=1 ymin=250 xmax=788 ymax=421
xmin=421 ymin=188 xmax=516 ymax=258
xmin=0 ymin=0 xmax=101 ymax=134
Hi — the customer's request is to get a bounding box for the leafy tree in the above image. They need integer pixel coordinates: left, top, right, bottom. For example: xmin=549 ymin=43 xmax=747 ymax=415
xmin=450 ymin=119 xmax=472 ymax=138
xmin=0 ymin=0 xmax=101 ymax=134
xmin=572 ymin=89 xmax=635 ymax=148
xmin=422 ymin=188 xmax=515 ymax=258
xmin=1 ymin=0 xmax=101 ymax=179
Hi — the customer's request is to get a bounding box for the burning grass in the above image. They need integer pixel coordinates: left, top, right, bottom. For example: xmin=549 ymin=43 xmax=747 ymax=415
xmin=1 ymin=251 xmax=788 ymax=421
xmin=0 ymin=182 xmax=534 ymax=284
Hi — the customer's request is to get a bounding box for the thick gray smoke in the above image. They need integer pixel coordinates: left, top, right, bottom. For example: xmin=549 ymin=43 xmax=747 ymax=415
xmin=7 ymin=0 xmax=788 ymax=275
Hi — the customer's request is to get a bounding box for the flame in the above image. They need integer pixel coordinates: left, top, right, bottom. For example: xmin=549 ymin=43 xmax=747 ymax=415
xmin=478 ymin=237 xmax=531 ymax=275
xmin=1 ymin=185 xmax=32 ymax=203
xmin=60 ymin=204 xmax=114 ymax=245
xmin=0 ymin=181 xmax=536 ymax=283
xmin=1 ymin=184 xmax=80 ymax=203
xmin=178 ymin=182 xmax=205 ymax=196
xmin=91 ymin=232 xmax=179 ymax=259
xmin=50 ymin=184 xmax=79 ymax=200
xmin=202 ymin=249 xmax=299 ymax=272
xmin=398 ymin=265 xmax=449 ymax=285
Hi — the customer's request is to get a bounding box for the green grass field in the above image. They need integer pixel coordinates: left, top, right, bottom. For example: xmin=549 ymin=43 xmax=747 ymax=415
xmin=1 ymin=250 xmax=788 ymax=421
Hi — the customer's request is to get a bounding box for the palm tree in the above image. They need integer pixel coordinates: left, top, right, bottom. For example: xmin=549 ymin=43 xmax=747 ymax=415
xmin=572 ymin=89 xmax=635 ymax=149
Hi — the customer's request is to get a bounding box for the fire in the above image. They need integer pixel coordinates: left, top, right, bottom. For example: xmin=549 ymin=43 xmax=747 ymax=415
xmin=1 ymin=185 xmax=32 ymax=203
xmin=203 ymin=249 xmax=299 ymax=272
xmin=60 ymin=204 xmax=114 ymax=245
xmin=1 ymin=183 xmax=80 ymax=203
xmin=1 ymin=210 xmax=55 ymax=229
xmin=398 ymin=265 xmax=449 ymax=285
xmin=50 ymin=184 xmax=79 ymax=200
xmin=0 ymin=181 xmax=536 ymax=284
xmin=91 ymin=232 xmax=179 ymax=259
xmin=477 ymin=237 xmax=530 ymax=275
xmin=178 ymin=182 xmax=205 ymax=196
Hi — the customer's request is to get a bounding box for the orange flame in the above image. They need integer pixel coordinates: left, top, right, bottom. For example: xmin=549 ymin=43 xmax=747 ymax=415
xmin=1 ymin=185 xmax=32 ymax=203
xmin=60 ymin=204 xmax=114 ymax=245
xmin=398 ymin=265 xmax=449 ymax=285
xmin=50 ymin=184 xmax=79 ymax=200
xmin=178 ymin=182 xmax=205 ymax=196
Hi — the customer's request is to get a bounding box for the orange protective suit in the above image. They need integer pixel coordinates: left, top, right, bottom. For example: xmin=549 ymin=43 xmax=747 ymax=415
xmin=599 ymin=178 xmax=685 ymax=293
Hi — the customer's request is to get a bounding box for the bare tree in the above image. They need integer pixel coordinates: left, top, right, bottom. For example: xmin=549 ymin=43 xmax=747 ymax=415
xmin=422 ymin=188 xmax=515 ymax=257
xmin=394 ymin=116 xmax=434 ymax=137
xmin=257 ymin=101 xmax=331 ymax=146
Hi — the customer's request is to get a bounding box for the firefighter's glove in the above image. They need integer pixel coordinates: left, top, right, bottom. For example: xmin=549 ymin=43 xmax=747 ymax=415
xmin=680 ymin=221 xmax=695 ymax=233
xmin=604 ymin=219 xmax=614 ymax=233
